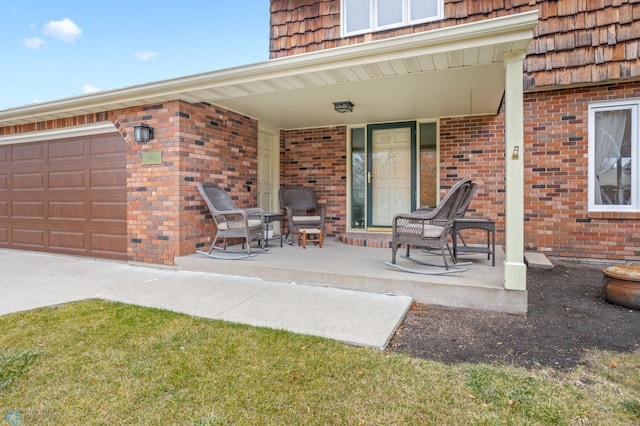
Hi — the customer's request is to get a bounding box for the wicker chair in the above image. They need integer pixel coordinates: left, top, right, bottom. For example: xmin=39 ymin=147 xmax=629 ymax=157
xmin=197 ymin=182 xmax=266 ymax=259
xmin=414 ymin=180 xmax=478 ymax=247
xmin=385 ymin=179 xmax=472 ymax=274
xmin=278 ymin=186 xmax=326 ymax=244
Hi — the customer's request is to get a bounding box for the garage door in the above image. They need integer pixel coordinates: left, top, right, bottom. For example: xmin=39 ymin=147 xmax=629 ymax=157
xmin=0 ymin=132 xmax=127 ymax=260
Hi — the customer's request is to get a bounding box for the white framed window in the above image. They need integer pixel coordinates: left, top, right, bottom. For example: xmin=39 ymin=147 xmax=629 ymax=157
xmin=341 ymin=0 xmax=443 ymax=37
xmin=588 ymin=99 xmax=638 ymax=212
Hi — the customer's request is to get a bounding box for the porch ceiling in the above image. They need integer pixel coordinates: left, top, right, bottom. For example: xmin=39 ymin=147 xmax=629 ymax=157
xmin=0 ymin=11 xmax=538 ymax=129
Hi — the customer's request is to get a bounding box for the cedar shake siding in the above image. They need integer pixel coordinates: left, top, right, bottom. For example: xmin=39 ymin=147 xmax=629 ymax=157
xmin=270 ymin=0 xmax=640 ymax=90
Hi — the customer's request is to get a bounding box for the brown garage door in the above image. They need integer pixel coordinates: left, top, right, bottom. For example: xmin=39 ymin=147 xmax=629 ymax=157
xmin=0 ymin=132 xmax=127 ymax=260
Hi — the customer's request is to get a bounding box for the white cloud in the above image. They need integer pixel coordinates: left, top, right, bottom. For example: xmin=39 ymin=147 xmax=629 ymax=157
xmin=32 ymin=98 xmax=42 ymax=104
xmin=82 ymin=83 xmax=101 ymax=94
xmin=135 ymin=51 xmax=158 ymax=61
xmin=42 ymin=18 xmax=82 ymax=42
xmin=24 ymin=37 xmax=44 ymax=49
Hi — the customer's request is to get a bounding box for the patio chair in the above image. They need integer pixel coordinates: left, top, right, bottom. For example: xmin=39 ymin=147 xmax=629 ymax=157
xmin=278 ymin=186 xmax=326 ymax=244
xmin=197 ymin=182 xmax=267 ymax=259
xmin=415 ymin=181 xmax=478 ymax=247
xmin=385 ymin=179 xmax=472 ymax=275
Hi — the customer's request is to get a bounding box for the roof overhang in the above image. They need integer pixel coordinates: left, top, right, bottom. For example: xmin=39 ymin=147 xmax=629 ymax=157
xmin=0 ymin=10 xmax=538 ymax=129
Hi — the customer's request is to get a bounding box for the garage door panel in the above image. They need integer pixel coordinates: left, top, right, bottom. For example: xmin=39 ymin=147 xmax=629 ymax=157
xmin=12 ymin=228 xmax=45 ymax=248
xmin=12 ymin=201 xmax=45 ymax=219
xmin=49 ymin=231 xmax=86 ymax=252
xmin=0 ymin=132 xmax=127 ymax=260
xmin=12 ymin=172 xmax=45 ymax=190
xmin=91 ymin=134 xmax=127 ymax=157
xmin=12 ymin=144 xmax=45 ymax=163
xmin=91 ymin=168 xmax=126 ymax=189
xmin=91 ymin=202 xmax=126 ymax=222
xmin=50 ymin=201 xmax=85 ymax=220
xmin=49 ymin=139 xmax=86 ymax=161
xmin=91 ymin=233 xmax=127 ymax=255
xmin=49 ymin=170 xmax=86 ymax=190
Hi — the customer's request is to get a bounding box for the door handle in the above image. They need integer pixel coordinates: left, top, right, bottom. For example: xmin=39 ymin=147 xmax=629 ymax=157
xmin=368 ymin=172 xmax=372 ymax=183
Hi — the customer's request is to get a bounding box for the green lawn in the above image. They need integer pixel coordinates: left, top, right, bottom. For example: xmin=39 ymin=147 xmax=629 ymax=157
xmin=1 ymin=300 xmax=638 ymax=425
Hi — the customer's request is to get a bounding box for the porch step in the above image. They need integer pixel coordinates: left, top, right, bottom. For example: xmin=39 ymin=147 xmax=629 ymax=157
xmin=176 ymin=239 xmax=528 ymax=315
xmin=340 ymin=232 xmax=392 ymax=248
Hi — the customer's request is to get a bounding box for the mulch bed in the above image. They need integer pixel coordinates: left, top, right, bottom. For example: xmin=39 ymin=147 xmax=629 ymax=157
xmin=388 ymin=261 xmax=640 ymax=369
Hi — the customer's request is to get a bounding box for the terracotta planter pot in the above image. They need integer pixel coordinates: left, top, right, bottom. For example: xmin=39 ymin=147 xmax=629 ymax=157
xmin=603 ymin=264 xmax=640 ymax=310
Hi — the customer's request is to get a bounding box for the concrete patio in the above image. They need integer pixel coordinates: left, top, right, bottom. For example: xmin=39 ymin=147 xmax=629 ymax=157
xmin=176 ymin=235 xmax=528 ymax=314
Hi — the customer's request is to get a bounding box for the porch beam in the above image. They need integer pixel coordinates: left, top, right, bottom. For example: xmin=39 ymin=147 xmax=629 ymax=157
xmin=502 ymin=51 xmax=527 ymax=291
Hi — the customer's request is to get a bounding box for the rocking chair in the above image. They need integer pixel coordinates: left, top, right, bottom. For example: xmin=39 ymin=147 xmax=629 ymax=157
xmin=385 ymin=179 xmax=472 ymax=275
xmin=197 ymin=182 xmax=267 ymax=259
xmin=278 ymin=186 xmax=326 ymax=244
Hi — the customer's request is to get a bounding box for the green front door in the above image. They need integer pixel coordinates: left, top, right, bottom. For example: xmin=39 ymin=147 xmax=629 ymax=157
xmin=366 ymin=122 xmax=416 ymax=229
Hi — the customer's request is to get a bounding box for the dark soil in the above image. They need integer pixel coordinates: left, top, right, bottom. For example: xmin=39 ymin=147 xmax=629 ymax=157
xmin=388 ymin=261 xmax=640 ymax=369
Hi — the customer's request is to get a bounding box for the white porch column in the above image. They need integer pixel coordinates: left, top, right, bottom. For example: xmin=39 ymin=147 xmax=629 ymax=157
xmin=503 ymin=51 xmax=527 ymax=291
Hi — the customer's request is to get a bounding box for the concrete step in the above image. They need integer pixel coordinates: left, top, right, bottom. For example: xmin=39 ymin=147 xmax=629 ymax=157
xmin=176 ymin=239 xmax=528 ymax=314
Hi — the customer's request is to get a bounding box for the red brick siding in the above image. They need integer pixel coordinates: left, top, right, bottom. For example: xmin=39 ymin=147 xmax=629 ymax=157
xmin=440 ymin=115 xmax=507 ymax=245
xmin=280 ymin=126 xmax=347 ymax=238
xmin=111 ymin=101 xmax=258 ymax=265
xmin=440 ymin=81 xmax=640 ymax=262
xmin=270 ymin=0 xmax=640 ymax=90
xmin=522 ymin=82 xmax=640 ymax=261
xmin=0 ymin=101 xmax=258 ymax=266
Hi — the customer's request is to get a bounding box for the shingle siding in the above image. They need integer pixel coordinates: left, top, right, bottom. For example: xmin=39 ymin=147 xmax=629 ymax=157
xmin=270 ymin=0 xmax=640 ymax=90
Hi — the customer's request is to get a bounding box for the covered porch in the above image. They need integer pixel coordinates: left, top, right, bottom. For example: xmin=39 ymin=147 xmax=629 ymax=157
xmin=175 ymin=235 xmax=527 ymax=315
xmin=0 ymin=11 xmax=539 ymax=311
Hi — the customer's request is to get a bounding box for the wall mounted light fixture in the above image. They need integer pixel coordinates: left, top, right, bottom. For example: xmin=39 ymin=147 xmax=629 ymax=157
xmin=133 ymin=123 xmax=153 ymax=143
xmin=333 ymin=101 xmax=354 ymax=113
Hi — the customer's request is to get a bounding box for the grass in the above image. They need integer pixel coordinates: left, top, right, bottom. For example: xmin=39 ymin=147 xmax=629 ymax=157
xmin=0 ymin=300 xmax=638 ymax=425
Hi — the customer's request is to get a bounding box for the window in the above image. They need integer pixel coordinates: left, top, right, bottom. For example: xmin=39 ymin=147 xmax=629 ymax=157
xmin=342 ymin=0 xmax=442 ymax=36
xmin=350 ymin=127 xmax=366 ymax=229
xmin=588 ymin=100 xmax=638 ymax=212
xmin=419 ymin=122 xmax=438 ymax=208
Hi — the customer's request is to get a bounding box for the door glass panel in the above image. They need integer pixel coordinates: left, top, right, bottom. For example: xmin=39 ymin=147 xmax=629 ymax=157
xmin=371 ymin=126 xmax=412 ymax=226
xmin=350 ymin=128 xmax=366 ymax=229
xmin=419 ymin=122 xmax=437 ymax=208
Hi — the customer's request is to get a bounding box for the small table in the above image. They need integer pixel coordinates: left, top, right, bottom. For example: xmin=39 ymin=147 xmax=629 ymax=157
xmin=297 ymin=228 xmax=323 ymax=249
xmin=264 ymin=213 xmax=284 ymax=248
xmin=452 ymin=218 xmax=495 ymax=266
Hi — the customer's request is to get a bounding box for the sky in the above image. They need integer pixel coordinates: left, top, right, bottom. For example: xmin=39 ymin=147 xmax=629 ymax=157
xmin=0 ymin=1 xmax=271 ymax=110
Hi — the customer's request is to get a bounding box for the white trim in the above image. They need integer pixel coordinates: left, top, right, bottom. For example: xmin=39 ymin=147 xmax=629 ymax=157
xmin=0 ymin=11 xmax=538 ymax=126
xmin=258 ymin=122 xmax=281 ymax=214
xmin=0 ymin=122 xmax=117 ymax=145
xmin=588 ymin=99 xmax=639 ymax=212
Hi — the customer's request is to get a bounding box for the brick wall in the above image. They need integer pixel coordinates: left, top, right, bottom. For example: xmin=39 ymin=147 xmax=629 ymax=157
xmin=522 ymin=82 xmax=640 ymax=261
xmin=111 ymin=101 xmax=259 ymax=265
xmin=440 ymin=81 xmax=640 ymax=262
xmin=280 ymin=126 xmax=347 ymax=238
xmin=440 ymin=114 xmax=507 ymax=245
xmin=0 ymin=101 xmax=258 ymax=266
xmin=270 ymin=0 xmax=640 ymax=90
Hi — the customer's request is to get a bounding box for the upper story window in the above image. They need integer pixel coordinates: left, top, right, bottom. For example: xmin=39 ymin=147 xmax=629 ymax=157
xmin=342 ymin=0 xmax=443 ymax=37
xmin=588 ymin=100 xmax=638 ymax=212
